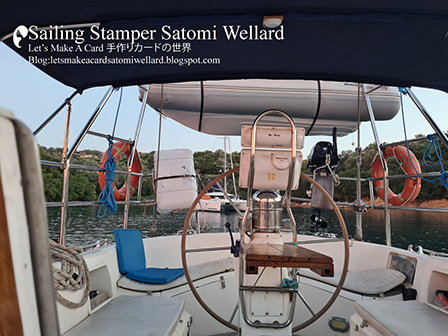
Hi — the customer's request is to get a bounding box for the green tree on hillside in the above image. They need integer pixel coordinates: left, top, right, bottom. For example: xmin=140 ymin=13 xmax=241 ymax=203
xmin=38 ymin=134 xmax=448 ymax=203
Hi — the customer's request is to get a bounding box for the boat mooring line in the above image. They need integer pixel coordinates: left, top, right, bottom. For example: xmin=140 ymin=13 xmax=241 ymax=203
xmin=50 ymin=240 xmax=90 ymax=308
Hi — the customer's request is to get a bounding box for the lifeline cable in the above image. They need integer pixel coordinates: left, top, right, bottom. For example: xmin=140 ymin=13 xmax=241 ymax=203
xmin=98 ymin=88 xmax=123 ymax=218
xmin=399 ymin=88 xmax=448 ymax=192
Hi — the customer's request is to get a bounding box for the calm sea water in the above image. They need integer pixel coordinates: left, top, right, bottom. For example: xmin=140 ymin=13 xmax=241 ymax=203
xmin=47 ymin=206 xmax=448 ymax=253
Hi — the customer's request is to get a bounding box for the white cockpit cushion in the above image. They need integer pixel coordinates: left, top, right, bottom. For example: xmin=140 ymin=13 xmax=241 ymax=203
xmin=63 ymin=295 xmax=185 ymax=336
xmin=299 ymin=268 xmax=406 ymax=295
xmin=117 ymin=257 xmax=234 ymax=292
xmin=354 ymin=300 xmax=448 ymax=336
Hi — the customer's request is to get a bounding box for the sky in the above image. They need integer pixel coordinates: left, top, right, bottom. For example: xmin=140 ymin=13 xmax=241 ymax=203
xmin=1 ymin=42 xmax=448 ymax=159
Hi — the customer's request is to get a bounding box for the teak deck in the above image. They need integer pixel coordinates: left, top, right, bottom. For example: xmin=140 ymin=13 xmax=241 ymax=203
xmin=242 ymin=243 xmax=334 ymax=277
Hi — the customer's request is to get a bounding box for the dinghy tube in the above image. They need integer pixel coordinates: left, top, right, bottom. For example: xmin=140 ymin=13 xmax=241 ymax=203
xmin=139 ymin=80 xmax=400 ymax=136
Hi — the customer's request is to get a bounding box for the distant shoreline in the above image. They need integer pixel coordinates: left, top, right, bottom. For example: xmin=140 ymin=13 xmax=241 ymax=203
xmin=291 ymin=197 xmax=448 ymax=209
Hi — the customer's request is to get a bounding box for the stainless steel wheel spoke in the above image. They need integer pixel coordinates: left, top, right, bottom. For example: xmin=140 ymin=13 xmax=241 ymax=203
xmin=296 ymin=291 xmax=316 ymax=316
xmin=229 ymin=302 xmax=239 ymax=323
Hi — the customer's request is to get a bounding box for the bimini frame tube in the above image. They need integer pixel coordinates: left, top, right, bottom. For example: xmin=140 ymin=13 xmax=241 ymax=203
xmin=66 ymin=87 xmax=114 ymax=160
xmin=355 ymin=84 xmax=363 ymax=241
xmin=406 ymin=88 xmax=448 ymax=150
xmin=33 ymin=91 xmax=78 ymax=136
xmin=123 ymin=85 xmax=149 ymax=229
xmin=362 ymin=84 xmax=391 ymax=246
xmin=58 ymin=101 xmax=72 ymax=245
xmin=59 ymin=86 xmax=114 ymax=245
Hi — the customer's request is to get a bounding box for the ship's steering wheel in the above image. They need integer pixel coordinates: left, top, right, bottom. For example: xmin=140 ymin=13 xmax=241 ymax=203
xmin=181 ymin=167 xmax=350 ymax=333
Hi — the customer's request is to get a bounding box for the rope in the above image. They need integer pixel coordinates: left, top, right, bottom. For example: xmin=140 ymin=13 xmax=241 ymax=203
xmin=423 ymin=134 xmax=443 ymax=168
xmin=313 ymin=154 xmax=341 ymax=186
xmin=98 ymin=88 xmax=122 ymax=218
xmin=50 ymin=240 xmax=90 ymax=308
xmin=399 ymin=88 xmax=448 ymax=192
xmin=98 ymin=137 xmax=118 ymax=217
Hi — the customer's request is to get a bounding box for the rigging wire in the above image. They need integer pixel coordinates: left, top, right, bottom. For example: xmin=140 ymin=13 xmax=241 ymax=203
xmin=399 ymin=88 xmax=448 ymax=191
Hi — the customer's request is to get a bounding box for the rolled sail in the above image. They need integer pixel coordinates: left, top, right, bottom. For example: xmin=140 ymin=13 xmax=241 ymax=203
xmin=139 ymin=80 xmax=400 ymax=136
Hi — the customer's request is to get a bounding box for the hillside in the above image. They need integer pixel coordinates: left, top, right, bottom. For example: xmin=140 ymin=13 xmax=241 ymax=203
xmin=39 ymin=135 xmax=448 ymax=205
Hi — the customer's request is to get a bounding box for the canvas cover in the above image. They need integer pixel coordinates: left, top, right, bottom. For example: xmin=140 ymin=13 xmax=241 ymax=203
xmin=1 ymin=2 xmax=448 ymax=93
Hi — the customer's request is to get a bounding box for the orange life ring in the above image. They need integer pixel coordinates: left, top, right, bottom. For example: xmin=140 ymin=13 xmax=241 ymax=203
xmin=98 ymin=142 xmax=142 ymax=201
xmin=371 ymin=145 xmax=421 ymax=206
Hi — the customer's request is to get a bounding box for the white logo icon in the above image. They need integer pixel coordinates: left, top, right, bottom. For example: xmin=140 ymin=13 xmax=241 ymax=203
xmin=13 ymin=25 xmax=29 ymax=48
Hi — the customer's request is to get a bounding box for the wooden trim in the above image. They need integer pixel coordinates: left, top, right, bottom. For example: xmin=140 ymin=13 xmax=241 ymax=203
xmin=242 ymin=243 xmax=334 ymax=277
xmin=0 ymin=175 xmax=24 ymax=336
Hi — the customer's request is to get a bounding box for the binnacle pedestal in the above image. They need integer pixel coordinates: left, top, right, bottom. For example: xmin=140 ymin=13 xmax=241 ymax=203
xmin=238 ymin=233 xmax=334 ymax=336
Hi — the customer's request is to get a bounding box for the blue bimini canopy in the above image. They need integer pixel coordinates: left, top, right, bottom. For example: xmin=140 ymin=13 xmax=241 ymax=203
xmin=2 ymin=1 xmax=448 ymax=93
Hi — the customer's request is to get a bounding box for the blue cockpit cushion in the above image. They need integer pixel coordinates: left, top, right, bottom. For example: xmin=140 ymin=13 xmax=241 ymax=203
xmin=127 ymin=268 xmax=185 ymax=284
xmin=114 ymin=229 xmax=146 ymax=275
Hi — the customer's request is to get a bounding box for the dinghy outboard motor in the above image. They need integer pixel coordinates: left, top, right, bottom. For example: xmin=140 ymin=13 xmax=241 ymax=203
xmin=310 ymin=211 xmax=328 ymax=233
xmin=307 ymin=128 xmax=340 ymax=232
